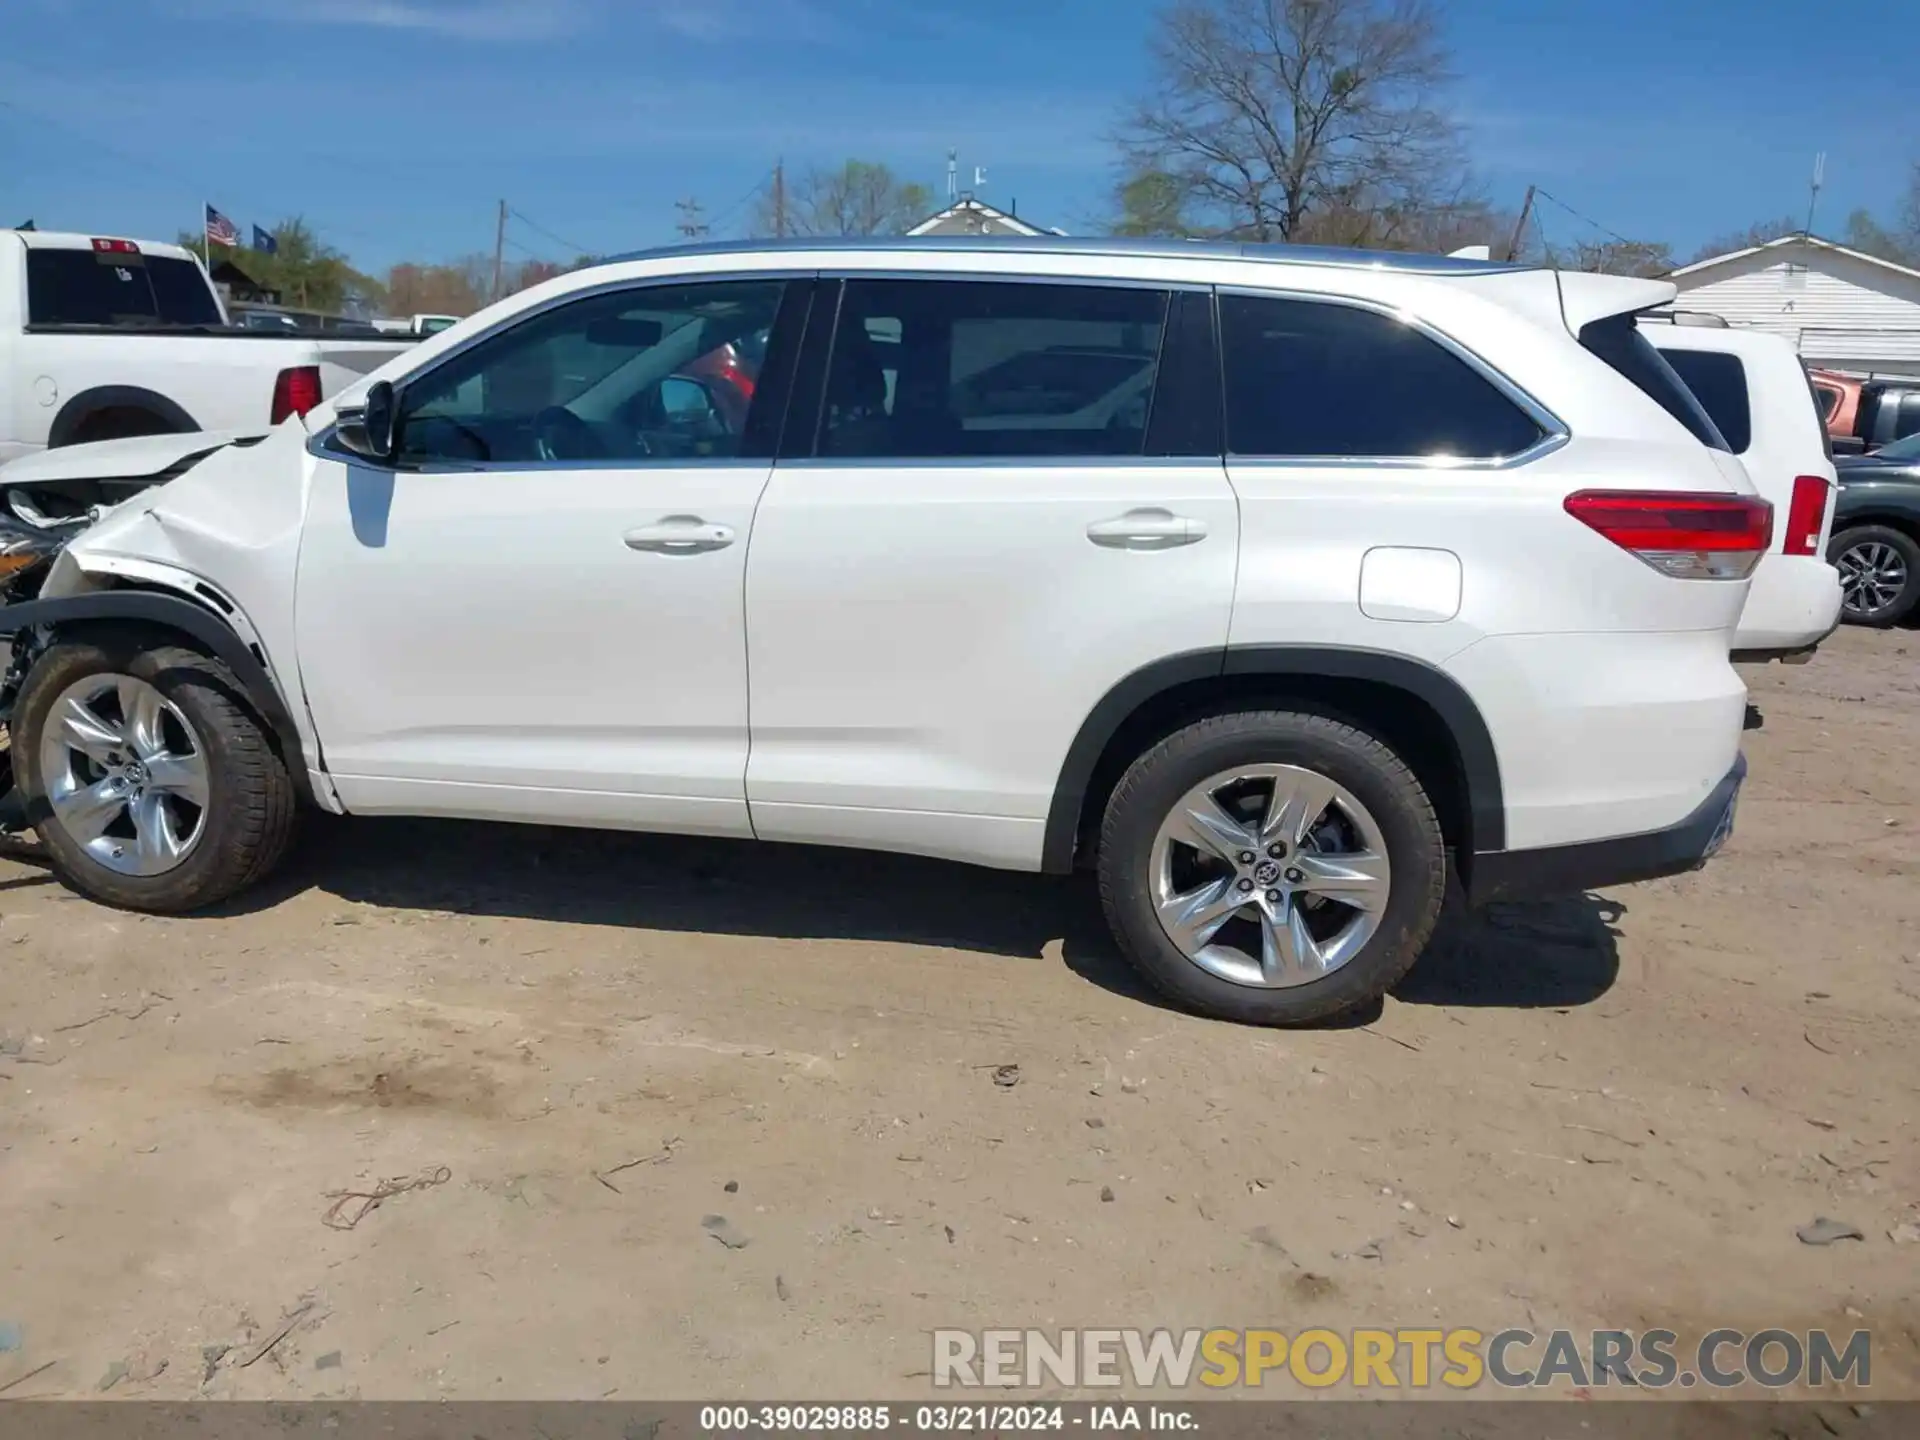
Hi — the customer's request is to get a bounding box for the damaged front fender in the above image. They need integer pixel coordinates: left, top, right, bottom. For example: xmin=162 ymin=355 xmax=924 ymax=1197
xmin=0 ymin=589 xmax=317 ymax=806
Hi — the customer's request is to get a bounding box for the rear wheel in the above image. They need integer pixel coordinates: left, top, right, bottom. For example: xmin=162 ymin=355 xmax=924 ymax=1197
xmin=1830 ymin=524 xmax=1920 ymax=625
xmin=1097 ymin=710 xmax=1446 ymax=1026
xmin=13 ymin=632 xmax=297 ymax=911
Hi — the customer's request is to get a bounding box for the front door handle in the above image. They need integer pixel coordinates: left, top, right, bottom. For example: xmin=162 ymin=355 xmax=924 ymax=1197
xmin=1086 ymin=508 xmax=1206 ymax=551
xmin=624 ymin=516 xmax=735 ymax=554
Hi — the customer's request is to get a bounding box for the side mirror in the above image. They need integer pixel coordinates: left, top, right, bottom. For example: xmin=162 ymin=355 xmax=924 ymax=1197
xmin=338 ymin=380 xmax=398 ymax=461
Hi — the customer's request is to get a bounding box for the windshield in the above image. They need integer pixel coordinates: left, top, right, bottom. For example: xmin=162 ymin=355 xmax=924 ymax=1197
xmin=25 ymin=248 xmax=223 ymax=328
xmin=1875 ymin=431 xmax=1920 ymax=462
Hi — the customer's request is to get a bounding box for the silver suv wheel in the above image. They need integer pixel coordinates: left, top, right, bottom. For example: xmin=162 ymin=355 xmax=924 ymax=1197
xmin=1149 ymin=763 xmax=1390 ymax=989
xmin=38 ymin=672 xmax=210 ymax=876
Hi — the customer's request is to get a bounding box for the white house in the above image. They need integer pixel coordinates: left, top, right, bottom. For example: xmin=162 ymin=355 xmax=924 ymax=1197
xmin=908 ymin=196 xmax=1064 ymax=239
xmin=1667 ymin=235 xmax=1920 ymax=378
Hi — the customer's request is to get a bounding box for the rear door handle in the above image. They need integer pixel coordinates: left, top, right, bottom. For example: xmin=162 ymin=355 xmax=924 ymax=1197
xmin=624 ymin=516 xmax=735 ymax=554
xmin=1086 ymin=508 xmax=1206 ymax=550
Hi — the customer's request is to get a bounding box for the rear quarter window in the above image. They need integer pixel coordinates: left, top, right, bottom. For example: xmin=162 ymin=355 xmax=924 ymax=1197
xmin=1218 ymin=294 xmax=1546 ymax=459
xmin=1657 ymin=348 xmax=1753 ymax=453
xmin=1586 ymin=317 xmax=1728 ymax=451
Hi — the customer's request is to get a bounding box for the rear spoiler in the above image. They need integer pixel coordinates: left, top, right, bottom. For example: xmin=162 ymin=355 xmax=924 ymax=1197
xmin=1553 ymin=273 xmax=1677 ymax=335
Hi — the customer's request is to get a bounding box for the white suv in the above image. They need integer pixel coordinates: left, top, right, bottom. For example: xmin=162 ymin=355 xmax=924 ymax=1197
xmin=0 ymin=238 xmax=1765 ymax=1026
xmin=1644 ymin=318 xmax=1843 ymax=662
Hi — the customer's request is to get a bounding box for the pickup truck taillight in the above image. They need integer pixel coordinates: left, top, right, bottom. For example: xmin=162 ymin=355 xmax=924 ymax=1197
xmin=1782 ymin=475 xmax=1832 ymax=556
xmin=1563 ymin=490 xmax=1774 ymax=580
xmin=271 ymin=365 xmax=323 ymax=424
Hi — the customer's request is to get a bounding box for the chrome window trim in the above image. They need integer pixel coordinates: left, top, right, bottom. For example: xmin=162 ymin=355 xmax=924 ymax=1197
xmin=1221 ymin=431 xmax=1570 ymax=474
xmin=774 ymin=455 xmax=1227 ymax=473
xmin=1215 ymin=285 xmax=1570 ymax=470
xmin=305 ymin=425 xmax=777 ymax=475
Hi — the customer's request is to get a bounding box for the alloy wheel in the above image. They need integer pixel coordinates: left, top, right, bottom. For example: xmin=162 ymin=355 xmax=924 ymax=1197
xmin=37 ymin=673 xmax=210 ymax=876
xmin=1837 ymin=540 xmax=1908 ymax=619
xmin=1149 ymin=763 xmax=1390 ymax=989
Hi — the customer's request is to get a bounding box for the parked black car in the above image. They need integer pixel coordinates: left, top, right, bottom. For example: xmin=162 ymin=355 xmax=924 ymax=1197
xmin=1831 ymin=431 xmax=1920 ymax=624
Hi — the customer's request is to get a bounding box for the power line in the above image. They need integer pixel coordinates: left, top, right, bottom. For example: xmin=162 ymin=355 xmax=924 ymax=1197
xmin=1533 ymin=189 xmax=1641 ymax=249
xmin=508 ymin=207 xmax=593 ymax=256
xmin=707 ymin=172 xmax=773 ymax=239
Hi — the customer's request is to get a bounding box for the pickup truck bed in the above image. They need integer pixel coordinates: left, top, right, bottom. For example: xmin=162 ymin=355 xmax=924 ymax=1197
xmin=1 ymin=229 xmax=414 ymax=463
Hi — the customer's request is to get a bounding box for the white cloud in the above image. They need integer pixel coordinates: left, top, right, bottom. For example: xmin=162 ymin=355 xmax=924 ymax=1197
xmin=169 ymin=0 xmax=597 ymax=42
xmin=304 ymin=1 xmax=588 ymax=40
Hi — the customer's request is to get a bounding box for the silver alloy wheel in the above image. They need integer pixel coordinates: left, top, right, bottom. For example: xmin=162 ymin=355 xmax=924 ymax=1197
xmin=1149 ymin=763 xmax=1391 ymax=989
xmin=1837 ymin=540 xmax=1909 ymax=618
xmin=37 ymin=673 xmax=210 ymax=877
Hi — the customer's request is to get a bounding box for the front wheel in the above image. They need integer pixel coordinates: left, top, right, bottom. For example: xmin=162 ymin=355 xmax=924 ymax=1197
xmin=1829 ymin=524 xmax=1920 ymax=626
xmin=1096 ymin=711 xmax=1446 ymax=1026
xmin=13 ymin=631 xmax=297 ymax=911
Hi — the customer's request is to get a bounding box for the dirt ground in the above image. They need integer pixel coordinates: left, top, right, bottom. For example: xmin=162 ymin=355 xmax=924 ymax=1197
xmin=2 ymin=625 xmax=1917 ymax=1404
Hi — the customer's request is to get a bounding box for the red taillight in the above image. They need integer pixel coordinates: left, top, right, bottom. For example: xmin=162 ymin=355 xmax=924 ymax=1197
xmin=1563 ymin=490 xmax=1774 ymax=580
xmin=270 ymin=365 xmax=323 ymax=424
xmin=1782 ymin=475 xmax=1831 ymax=556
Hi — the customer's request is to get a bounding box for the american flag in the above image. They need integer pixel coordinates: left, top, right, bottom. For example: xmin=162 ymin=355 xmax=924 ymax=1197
xmin=204 ymin=204 xmax=240 ymax=249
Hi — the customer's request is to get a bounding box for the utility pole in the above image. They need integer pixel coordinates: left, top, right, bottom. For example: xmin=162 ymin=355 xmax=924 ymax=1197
xmin=1805 ymin=152 xmax=1826 ymax=237
xmin=772 ymin=160 xmax=788 ymax=239
xmin=490 ymin=199 xmax=507 ymax=302
xmin=675 ymin=197 xmax=710 ymax=241
xmin=1503 ymin=185 xmax=1536 ymax=263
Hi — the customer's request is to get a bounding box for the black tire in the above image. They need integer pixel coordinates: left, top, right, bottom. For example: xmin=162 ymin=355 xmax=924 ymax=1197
xmin=12 ymin=630 xmax=297 ymax=911
xmin=1828 ymin=524 xmax=1920 ymax=626
xmin=1097 ymin=710 xmax=1446 ymax=1026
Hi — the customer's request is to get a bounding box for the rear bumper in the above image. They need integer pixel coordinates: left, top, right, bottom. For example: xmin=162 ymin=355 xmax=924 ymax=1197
xmin=1466 ymin=754 xmax=1745 ymax=906
xmin=1734 ymin=553 xmax=1841 ymax=657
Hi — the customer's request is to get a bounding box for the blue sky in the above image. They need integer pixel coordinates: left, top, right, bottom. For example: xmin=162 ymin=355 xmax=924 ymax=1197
xmin=1 ymin=0 xmax=1911 ymax=277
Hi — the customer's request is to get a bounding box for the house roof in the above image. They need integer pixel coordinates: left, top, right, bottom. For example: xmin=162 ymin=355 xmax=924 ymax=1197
xmin=906 ymin=196 xmax=1059 ymax=239
xmin=1669 ymin=233 xmax=1920 ymax=285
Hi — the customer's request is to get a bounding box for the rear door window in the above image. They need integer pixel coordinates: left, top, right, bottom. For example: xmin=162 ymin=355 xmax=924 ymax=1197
xmin=817 ymin=279 xmax=1170 ymax=460
xmin=1586 ymin=317 xmax=1728 ymax=450
xmin=1217 ymin=293 xmax=1546 ymax=459
xmin=1658 ymin=348 xmax=1753 ymax=453
xmin=25 ymin=249 xmax=222 ymax=328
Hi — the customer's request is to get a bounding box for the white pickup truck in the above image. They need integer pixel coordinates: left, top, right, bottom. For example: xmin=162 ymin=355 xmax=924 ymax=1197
xmin=0 ymin=229 xmax=414 ymax=465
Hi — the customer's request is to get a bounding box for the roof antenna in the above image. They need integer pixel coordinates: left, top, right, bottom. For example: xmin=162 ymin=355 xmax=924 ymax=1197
xmin=1805 ymin=152 xmax=1825 ymax=237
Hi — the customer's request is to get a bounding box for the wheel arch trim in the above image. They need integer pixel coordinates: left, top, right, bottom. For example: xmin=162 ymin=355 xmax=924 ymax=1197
xmin=1041 ymin=645 xmax=1506 ymax=875
xmin=47 ymin=387 xmax=199 ymax=448
xmin=0 ymin=590 xmax=315 ymax=804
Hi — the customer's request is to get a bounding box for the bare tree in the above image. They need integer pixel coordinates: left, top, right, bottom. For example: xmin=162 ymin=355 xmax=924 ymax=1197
xmin=751 ymin=161 xmax=934 ymax=237
xmin=1561 ymin=237 xmax=1673 ymax=277
xmin=1684 ymin=215 xmax=1801 ymax=265
xmin=1116 ymin=0 xmax=1467 ymax=243
xmin=1842 ymin=208 xmax=1917 ymax=267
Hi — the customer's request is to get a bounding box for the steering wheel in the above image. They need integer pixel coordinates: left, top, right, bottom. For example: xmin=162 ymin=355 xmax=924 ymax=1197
xmin=533 ymin=406 xmax=608 ymax=462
